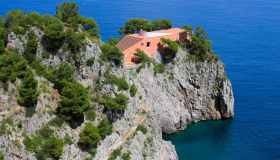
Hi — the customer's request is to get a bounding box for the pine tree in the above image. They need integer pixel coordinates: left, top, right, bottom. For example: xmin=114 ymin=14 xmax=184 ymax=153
xmin=17 ymin=70 xmax=39 ymax=107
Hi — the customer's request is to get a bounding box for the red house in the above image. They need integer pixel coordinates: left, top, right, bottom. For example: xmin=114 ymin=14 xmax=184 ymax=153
xmin=117 ymin=28 xmax=191 ymax=66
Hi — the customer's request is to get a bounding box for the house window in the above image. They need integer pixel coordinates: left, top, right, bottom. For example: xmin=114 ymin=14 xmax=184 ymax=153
xmin=147 ymin=42 xmax=151 ymax=47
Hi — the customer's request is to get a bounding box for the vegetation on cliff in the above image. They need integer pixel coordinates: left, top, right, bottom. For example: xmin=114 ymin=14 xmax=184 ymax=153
xmin=0 ymin=2 xmax=230 ymax=160
xmin=24 ymin=126 xmax=64 ymax=160
xmin=119 ymin=18 xmax=172 ymax=34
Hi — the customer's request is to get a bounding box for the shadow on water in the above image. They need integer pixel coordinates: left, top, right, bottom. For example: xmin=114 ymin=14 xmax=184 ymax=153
xmin=164 ymin=120 xmax=234 ymax=160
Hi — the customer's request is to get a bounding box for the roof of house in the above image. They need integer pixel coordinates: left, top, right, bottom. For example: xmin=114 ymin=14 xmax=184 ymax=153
xmin=117 ymin=28 xmax=185 ymax=51
xmin=130 ymin=28 xmax=185 ymax=38
xmin=116 ymin=35 xmax=143 ymax=51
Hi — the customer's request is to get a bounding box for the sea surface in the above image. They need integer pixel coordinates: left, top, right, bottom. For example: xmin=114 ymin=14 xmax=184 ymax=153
xmin=1 ymin=0 xmax=280 ymax=160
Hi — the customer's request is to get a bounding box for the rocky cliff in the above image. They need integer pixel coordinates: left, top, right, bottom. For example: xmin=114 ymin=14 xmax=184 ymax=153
xmin=0 ymin=27 xmax=234 ymax=160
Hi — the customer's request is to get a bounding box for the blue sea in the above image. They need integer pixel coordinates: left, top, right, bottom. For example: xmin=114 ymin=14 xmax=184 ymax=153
xmin=1 ymin=0 xmax=280 ymax=159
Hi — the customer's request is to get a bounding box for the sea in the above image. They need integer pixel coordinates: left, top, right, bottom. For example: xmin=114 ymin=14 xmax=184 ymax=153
xmin=0 ymin=0 xmax=280 ymax=159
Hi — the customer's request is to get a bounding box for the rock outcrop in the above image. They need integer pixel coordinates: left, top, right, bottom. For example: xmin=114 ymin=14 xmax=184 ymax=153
xmin=0 ymin=30 xmax=234 ymax=160
xmin=127 ymin=49 xmax=234 ymax=133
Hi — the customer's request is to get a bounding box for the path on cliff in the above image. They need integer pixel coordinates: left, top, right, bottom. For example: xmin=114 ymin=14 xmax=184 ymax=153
xmin=102 ymin=103 xmax=150 ymax=160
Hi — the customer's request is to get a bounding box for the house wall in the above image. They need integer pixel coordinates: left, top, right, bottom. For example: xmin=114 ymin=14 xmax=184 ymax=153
xmin=123 ymin=31 xmax=188 ymax=65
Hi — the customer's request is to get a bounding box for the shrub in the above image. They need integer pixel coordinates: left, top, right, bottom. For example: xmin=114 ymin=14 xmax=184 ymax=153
xmin=97 ymin=118 xmax=113 ymax=139
xmin=134 ymin=50 xmax=153 ymax=73
xmin=119 ymin=19 xmax=172 ymax=35
xmin=30 ymin=60 xmax=55 ymax=80
xmin=5 ymin=10 xmax=28 ymax=34
xmin=48 ymin=117 xmax=64 ymax=127
xmin=79 ymin=16 xmax=99 ymax=37
xmin=85 ymin=110 xmax=96 ymax=121
xmin=101 ymin=43 xmax=123 ymax=66
xmin=151 ymin=19 xmax=172 ymax=30
xmin=182 ymin=25 xmax=193 ymax=32
xmin=0 ymin=26 xmax=5 ymax=53
xmin=24 ymin=31 xmax=38 ymax=62
xmin=56 ymin=2 xmax=79 ymax=24
xmin=24 ymin=126 xmax=64 ymax=160
xmin=185 ymin=26 xmax=220 ymax=62
xmin=136 ymin=124 xmax=147 ymax=134
xmin=108 ymin=148 xmax=122 ymax=160
xmin=153 ymin=63 xmax=165 ymax=75
xmin=134 ymin=50 xmax=152 ymax=65
xmin=0 ymin=118 xmax=13 ymax=136
xmin=65 ymin=30 xmax=85 ymax=54
xmin=129 ymin=84 xmax=137 ymax=97
xmin=104 ymin=73 xmax=129 ymax=91
xmin=39 ymin=136 xmax=64 ymax=160
xmin=17 ymin=69 xmax=39 ymax=108
xmin=119 ymin=18 xmax=152 ymax=34
xmin=78 ymin=123 xmax=101 ymax=150
xmin=0 ymin=52 xmax=28 ymax=83
xmin=5 ymin=10 xmax=48 ymax=34
xmin=122 ymin=152 xmax=131 ymax=160
xmin=57 ymin=81 xmax=90 ymax=125
xmin=107 ymin=38 xmax=120 ymax=46
xmin=188 ymin=36 xmax=211 ymax=61
xmin=86 ymin=57 xmax=95 ymax=66
xmin=159 ymin=38 xmax=179 ymax=63
xmin=98 ymin=94 xmax=128 ymax=110
xmin=0 ymin=151 xmax=3 ymax=160
xmin=51 ymin=63 xmax=75 ymax=90
xmin=42 ymin=17 xmax=65 ymax=53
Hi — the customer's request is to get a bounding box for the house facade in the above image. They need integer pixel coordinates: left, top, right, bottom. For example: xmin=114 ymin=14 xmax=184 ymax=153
xmin=116 ymin=28 xmax=191 ymax=66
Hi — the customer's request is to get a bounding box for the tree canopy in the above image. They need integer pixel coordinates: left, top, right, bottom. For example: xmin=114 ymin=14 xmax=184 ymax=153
xmin=119 ymin=18 xmax=172 ymax=35
xmin=159 ymin=38 xmax=179 ymax=63
xmin=56 ymin=2 xmax=79 ymax=24
xmin=78 ymin=123 xmax=101 ymax=150
xmin=17 ymin=70 xmax=39 ymax=108
xmin=56 ymin=81 xmax=90 ymax=126
xmin=101 ymin=43 xmax=123 ymax=66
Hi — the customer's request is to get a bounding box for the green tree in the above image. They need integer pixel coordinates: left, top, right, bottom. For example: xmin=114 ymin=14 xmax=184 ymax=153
xmin=182 ymin=25 xmax=193 ymax=32
xmin=43 ymin=18 xmax=65 ymax=52
xmin=119 ymin=18 xmax=152 ymax=34
xmin=0 ymin=151 xmax=3 ymax=160
xmin=5 ymin=10 xmax=27 ymax=34
xmin=79 ymin=16 xmax=99 ymax=37
xmin=17 ymin=70 xmax=39 ymax=107
xmin=159 ymin=38 xmax=179 ymax=63
xmin=101 ymin=43 xmax=123 ymax=66
xmin=51 ymin=63 xmax=75 ymax=90
xmin=56 ymin=2 xmax=79 ymax=24
xmin=0 ymin=52 xmax=28 ymax=83
xmin=194 ymin=26 xmax=208 ymax=40
xmin=41 ymin=137 xmax=64 ymax=160
xmin=187 ymin=27 xmax=213 ymax=61
xmin=98 ymin=118 xmax=113 ymax=139
xmin=65 ymin=30 xmax=85 ymax=67
xmin=78 ymin=123 xmax=101 ymax=150
xmin=151 ymin=19 xmax=172 ymax=30
xmin=129 ymin=84 xmax=137 ymax=97
xmin=24 ymin=31 xmax=38 ymax=62
xmin=98 ymin=94 xmax=128 ymax=110
xmin=153 ymin=63 xmax=165 ymax=75
xmin=24 ymin=126 xmax=64 ymax=160
xmin=134 ymin=50 xmax=152 ymax=64
xmin=103 ymin=73 xmax=129 ymax=91
xmin=0 ymin=26 xmax=5 ymax=53
xmin=57 ymin=81 xmax=90 ymax=125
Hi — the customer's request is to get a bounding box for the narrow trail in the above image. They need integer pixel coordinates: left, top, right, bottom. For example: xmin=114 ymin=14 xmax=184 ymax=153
xmin=102 ymin=104 xmax=150 ymax=160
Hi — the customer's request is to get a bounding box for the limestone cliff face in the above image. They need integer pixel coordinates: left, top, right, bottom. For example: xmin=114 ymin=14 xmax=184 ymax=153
xmin=127 ymin=49 xmax=234 ymax=133
xmin=93 ymin=49 xmax=234 ymax=159
xmin=0 ymin=30 xmax=234 ymax=160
